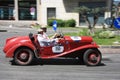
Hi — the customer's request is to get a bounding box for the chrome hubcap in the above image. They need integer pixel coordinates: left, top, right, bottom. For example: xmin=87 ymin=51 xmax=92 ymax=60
xmin=20 ymin=53 xmax=28 ymax=60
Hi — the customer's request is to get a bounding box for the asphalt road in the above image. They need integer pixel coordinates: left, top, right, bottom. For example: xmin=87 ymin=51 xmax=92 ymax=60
xmin=0 ymin=27 xmax=120 ymax=80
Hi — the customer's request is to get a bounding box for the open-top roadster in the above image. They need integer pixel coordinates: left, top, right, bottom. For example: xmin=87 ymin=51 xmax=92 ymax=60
xmin=3 ymin=33 xmax=102 ymax=66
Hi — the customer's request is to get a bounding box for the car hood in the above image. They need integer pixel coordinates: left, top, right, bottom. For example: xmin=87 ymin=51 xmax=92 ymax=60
xmin=64 ymin=36 xmax=93 ymax=42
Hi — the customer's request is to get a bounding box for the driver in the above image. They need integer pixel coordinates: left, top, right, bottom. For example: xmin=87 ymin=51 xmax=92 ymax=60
xmin=37 ymin=29 xmax=51 ymax=47
xmin=37 ymin=29 xmax=59 ymax=47
xmin=37 ymin=25 xmax=64 ymax=46
xmin=40 ymin=25 xmax=62 ymax=39
xmin=40 ymin=25 xmax=49 ymax=39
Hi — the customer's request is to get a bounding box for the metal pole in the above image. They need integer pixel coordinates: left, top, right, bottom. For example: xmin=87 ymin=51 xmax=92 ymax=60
xmin=106 ymin=0 xmax=113 ymax=17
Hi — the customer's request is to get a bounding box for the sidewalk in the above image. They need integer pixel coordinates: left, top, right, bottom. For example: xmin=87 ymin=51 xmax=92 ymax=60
xmin=99 ymin=45 xmax=120 ymax=54
xmin=99 ymin=48 xmax=120 ymax=54
xmin=100 ymin=45 xmax=120 ymax=54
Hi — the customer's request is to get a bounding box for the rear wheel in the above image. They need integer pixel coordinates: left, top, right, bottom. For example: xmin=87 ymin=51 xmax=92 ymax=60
xmin=83 ymin=49 xmax=102 ymax=66
xmin=14 ymin=48 xmax=34 ymax=66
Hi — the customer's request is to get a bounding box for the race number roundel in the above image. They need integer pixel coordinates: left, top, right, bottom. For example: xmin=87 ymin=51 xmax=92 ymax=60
xmin=52 ymin=46 xmax=64 ymax=53
xmin=114 ymin=17 xmax=120 ymax=29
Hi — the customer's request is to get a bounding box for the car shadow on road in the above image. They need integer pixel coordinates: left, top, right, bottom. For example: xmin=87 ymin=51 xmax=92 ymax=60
xmin=10 ymin=58 xmax=106 ymax=66
xmin=31 ymin=58 xmax=106 ymax=66
xmin=36 ymin=58 xmax=83 ymax=65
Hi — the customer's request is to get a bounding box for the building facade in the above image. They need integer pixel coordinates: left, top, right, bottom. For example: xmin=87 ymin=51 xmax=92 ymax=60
xmin=0 ymin=0 xmax=112 ymax=27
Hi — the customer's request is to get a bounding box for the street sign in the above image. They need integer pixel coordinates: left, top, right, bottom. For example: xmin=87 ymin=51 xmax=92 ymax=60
xmin=53 ymin=20 xmax=57 ymax=32
xmin=105 ymin=17 xmax=113 ymax=25
xmin=114 ymin=17 xmax=120 ymax=29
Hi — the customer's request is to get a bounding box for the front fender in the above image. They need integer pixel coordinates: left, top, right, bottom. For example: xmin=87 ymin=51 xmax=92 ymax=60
xmin=6 ymin=42 xmax=36 ymax=58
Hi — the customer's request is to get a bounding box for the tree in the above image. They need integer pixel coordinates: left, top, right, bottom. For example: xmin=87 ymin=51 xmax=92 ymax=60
xmin=75 ymin=6 xmax=103 ymax=34
xmin=91 ymin=7 xmax=105 ymax=29
xmin=74 ymin=6 xmax=92 ymax=29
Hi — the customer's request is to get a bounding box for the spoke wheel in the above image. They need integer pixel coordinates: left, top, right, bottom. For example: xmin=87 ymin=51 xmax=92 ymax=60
xmin=83 ymin=49 xmax=102 ymax=66
xmin=14 ymin=48 xmax=34 ymax=66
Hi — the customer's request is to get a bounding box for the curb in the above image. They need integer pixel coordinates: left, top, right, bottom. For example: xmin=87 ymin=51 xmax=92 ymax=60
xmin=100 ymin=45 xmax=120 ymax=48
xmin=0 ymin=30 xmax=7 ymax=32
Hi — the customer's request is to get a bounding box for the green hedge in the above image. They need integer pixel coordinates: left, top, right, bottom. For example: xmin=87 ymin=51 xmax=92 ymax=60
xmin=98 ymin=30 xmax=115 ymax=38
xmin=47 ymin=19 xmax=76 ymax=27
xmin=78 ymin=29 xmax=116 ymax=39
xmin=48 ymin=19 xmax=54 ymax=26
xmin=57 ymin=19 xmax=65 ymax=27
xmin=65 ymin=19 xmax=76 ymax=27
xmin=48 ymin=19 xmax=65 ymax=27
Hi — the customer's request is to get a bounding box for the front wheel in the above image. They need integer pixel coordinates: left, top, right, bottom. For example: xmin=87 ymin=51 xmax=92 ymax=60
xmin=14 ymin=48 xmax=34 ymax=66
xmin=83 ymin=49 xmax=102 ymax=66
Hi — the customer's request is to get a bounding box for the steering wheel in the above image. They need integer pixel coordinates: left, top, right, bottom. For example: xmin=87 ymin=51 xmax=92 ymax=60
xmin=60 ymin=32 xmax=64 ymax=38
xmin=55 ymin=32 xmax=64 ymax=38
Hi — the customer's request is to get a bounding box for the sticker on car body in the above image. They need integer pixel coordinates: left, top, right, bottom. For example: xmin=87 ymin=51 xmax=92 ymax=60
xmin=71 ymin=36 xmax=81 ymax=42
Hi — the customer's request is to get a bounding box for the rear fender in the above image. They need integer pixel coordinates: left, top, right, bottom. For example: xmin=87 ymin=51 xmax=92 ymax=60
xmin=6 ymin=43 xmax=36 ymax=58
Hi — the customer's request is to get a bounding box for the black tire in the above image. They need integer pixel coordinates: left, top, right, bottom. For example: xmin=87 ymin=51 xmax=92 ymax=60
xmin=83 ymin=49 xmax=102 ymax=66
xmin=14 ymin=48 xmax=34 ymax=66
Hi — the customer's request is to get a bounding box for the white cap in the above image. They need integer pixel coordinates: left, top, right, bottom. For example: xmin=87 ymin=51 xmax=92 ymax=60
xmin=41 ymin=25 xmax=47 ymax=29
xmin=37 ymin=29 xmax=43 ymax=32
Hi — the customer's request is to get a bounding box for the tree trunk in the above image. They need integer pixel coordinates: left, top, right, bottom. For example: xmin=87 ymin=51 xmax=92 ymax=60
xmin=83 ymin=16 xmax=91 ymax=29
xmin=93 ymin=14 xmax=98 ymax=29
xmin=84 ymin=15 xmax=94 ymax=34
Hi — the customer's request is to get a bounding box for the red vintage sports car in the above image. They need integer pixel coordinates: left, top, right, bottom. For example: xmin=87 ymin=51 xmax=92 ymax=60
xmin=3 ymin=33 xmax=102 ymax=66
